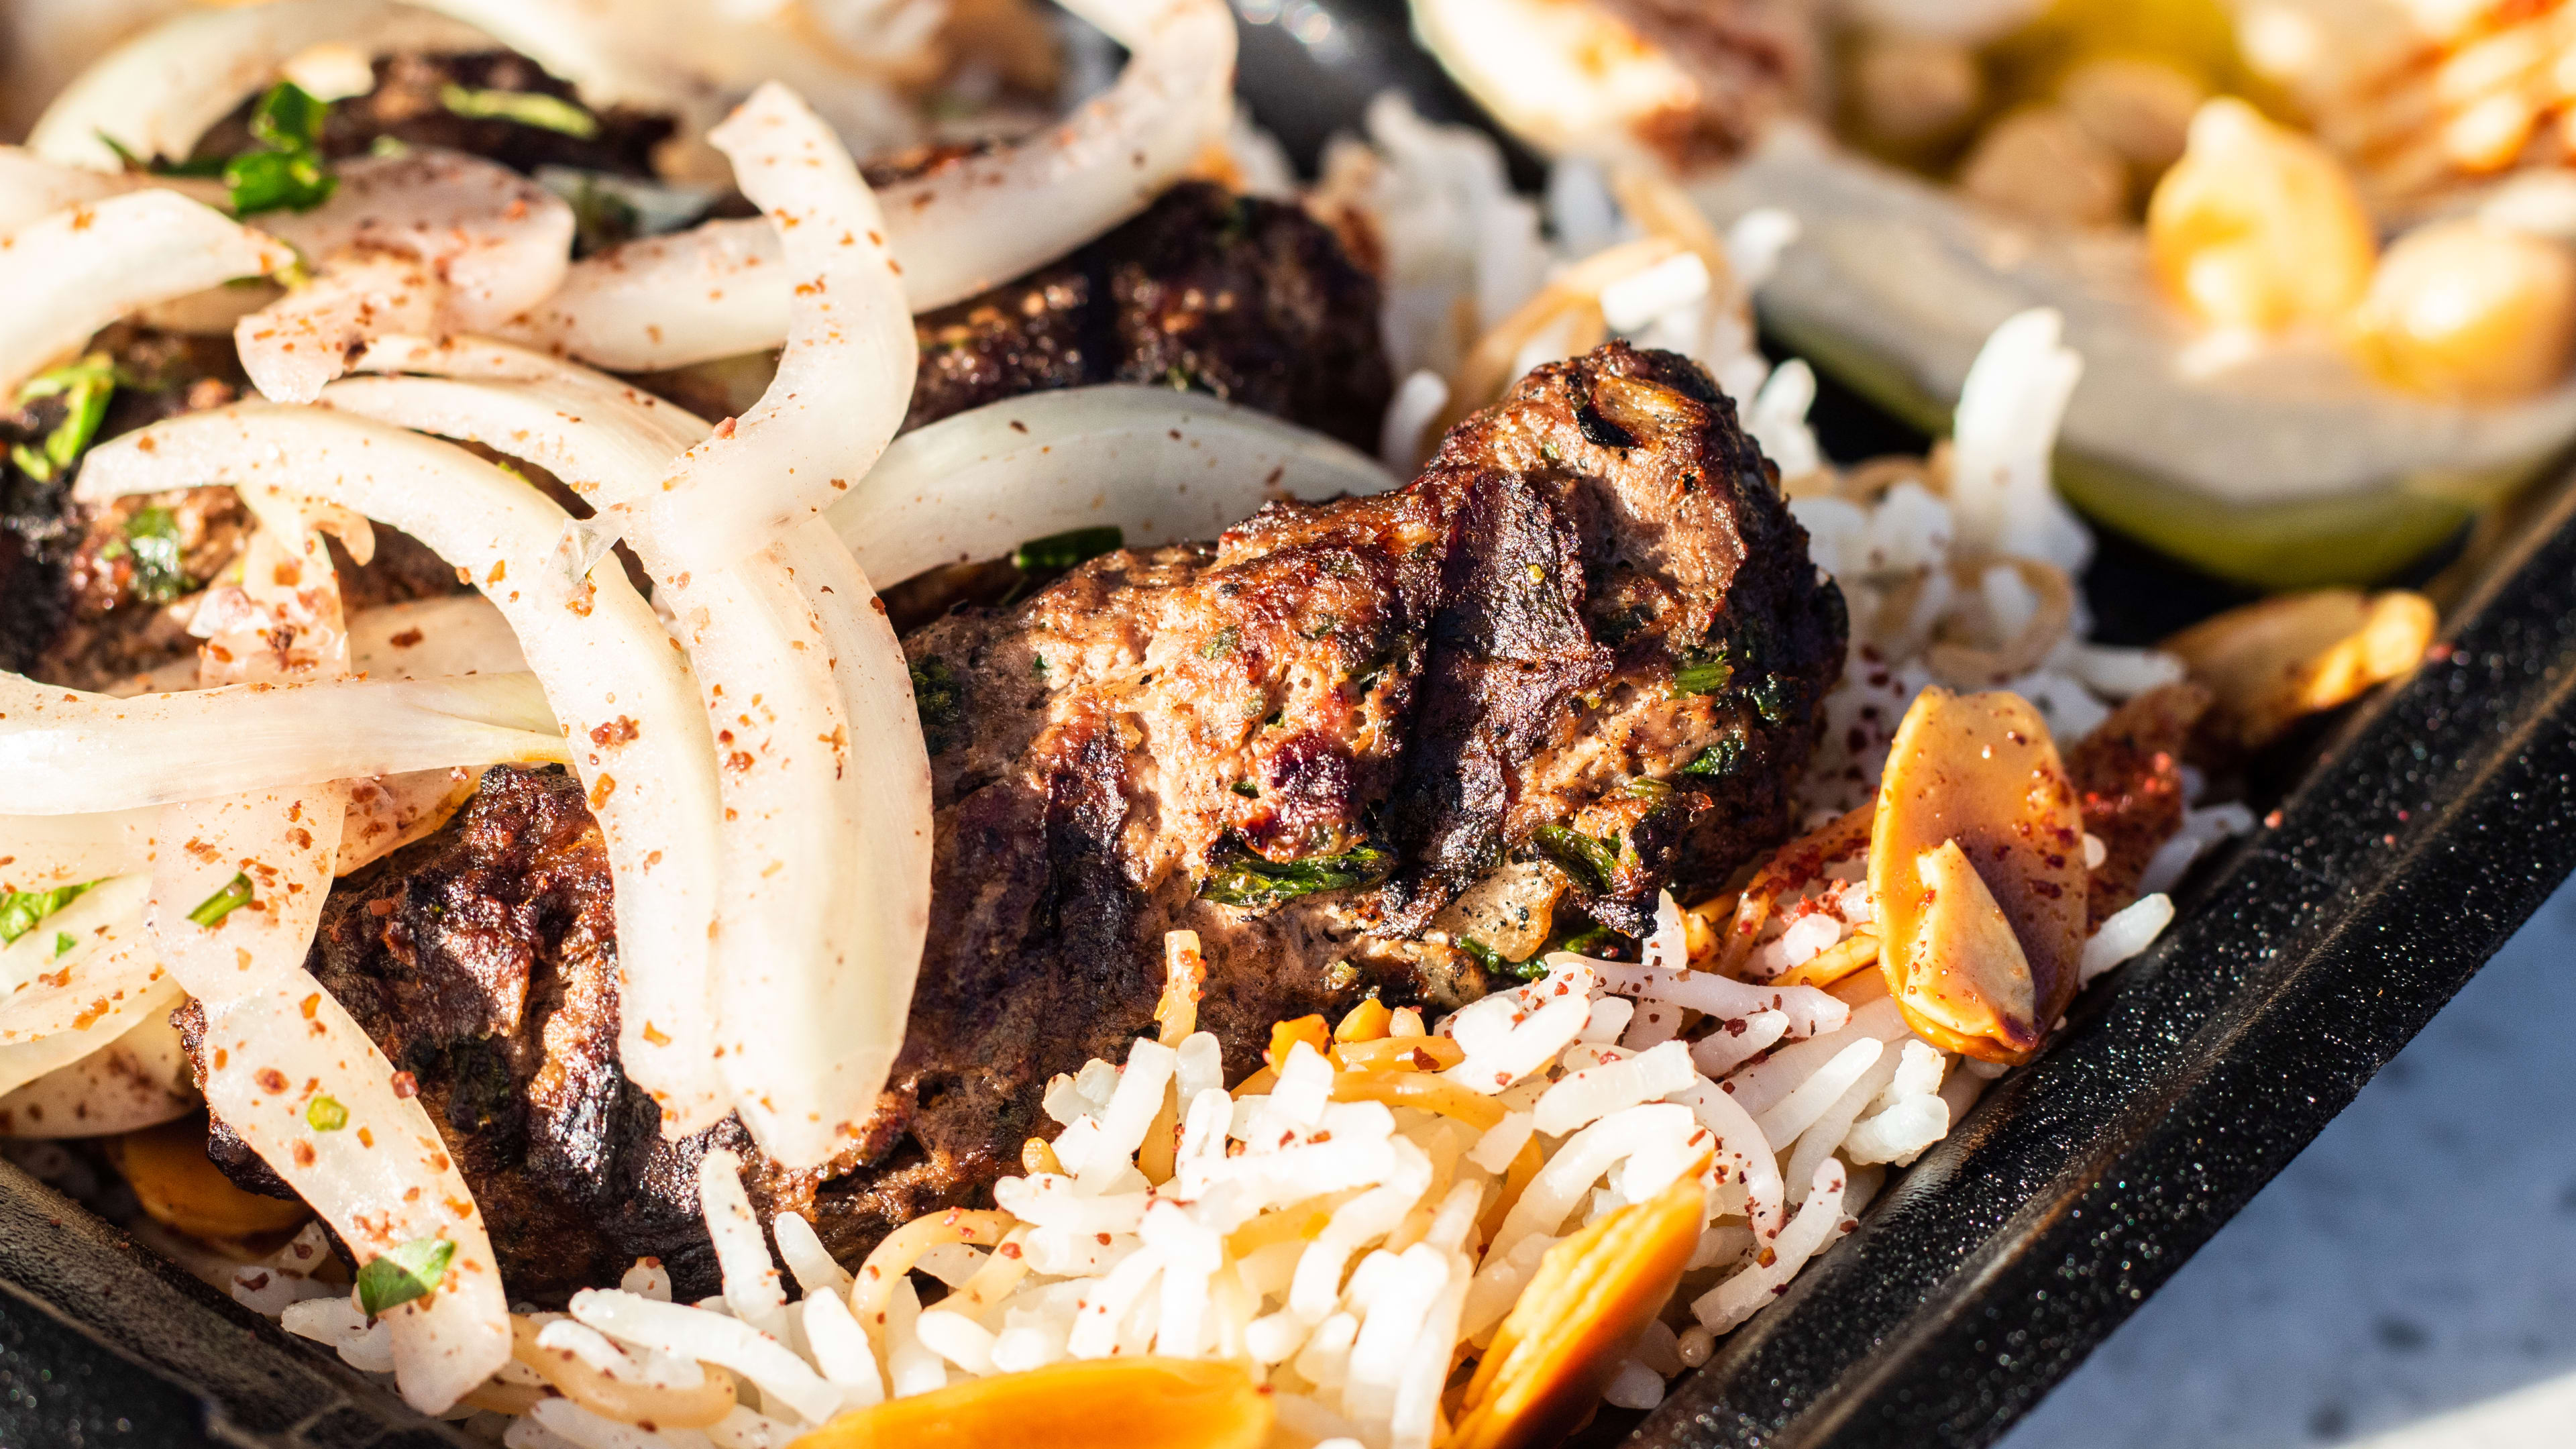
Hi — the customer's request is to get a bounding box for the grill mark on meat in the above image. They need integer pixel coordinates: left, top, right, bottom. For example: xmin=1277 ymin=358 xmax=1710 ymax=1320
xmin=184 ymin=343 xmax=1843 ymax=1291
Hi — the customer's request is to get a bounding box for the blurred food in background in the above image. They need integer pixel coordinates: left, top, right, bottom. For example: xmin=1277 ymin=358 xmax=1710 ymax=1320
xmin=1413 ymin=0 xmax=2576 ymax=588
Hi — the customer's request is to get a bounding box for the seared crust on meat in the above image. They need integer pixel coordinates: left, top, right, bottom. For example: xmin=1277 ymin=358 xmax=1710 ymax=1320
xmin=876 ymin=342 xmax=1842 ymax=1238
xmin=185 ymin=344 xmax=1841 ymax=1285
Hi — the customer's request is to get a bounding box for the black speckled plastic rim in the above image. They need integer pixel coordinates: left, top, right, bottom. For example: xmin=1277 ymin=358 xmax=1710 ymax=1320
xmin=6 ymin=6 xmax=2575 ymax=1446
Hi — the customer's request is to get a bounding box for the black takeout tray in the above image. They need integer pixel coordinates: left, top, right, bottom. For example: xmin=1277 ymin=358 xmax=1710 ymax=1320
xmin=10 ymin=5 xmax=2576 ymax=1446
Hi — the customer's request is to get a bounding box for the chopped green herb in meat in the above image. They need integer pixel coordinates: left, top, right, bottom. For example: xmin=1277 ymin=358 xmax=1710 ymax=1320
xmin=1012 ymin=526 xmax=1122 ymax=575
xmin=908 ymin=657 xmax=963 ymax=755
xmin=1534 ymin=824 xmax=1627 ymax=895
xmin=1202 ymin=844 xmax=1393 ymax=908
xmin=11 ymin=354 xmax=117 ymax=482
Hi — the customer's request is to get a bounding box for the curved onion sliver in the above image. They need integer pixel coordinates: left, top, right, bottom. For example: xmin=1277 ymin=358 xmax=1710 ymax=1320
xmin=612 ymin=83 xmax=914 ymax=570
xmin=329 ymin=319 xmax=928 ymax=1167
xmin=347 ymin=595 xmax=529 ymax=680
xmin=0 ymin=976 xmax=183 ymax=1102
xmin=238 ymin=152 xmax=574 ymax=403
xmin=23 ymin=0 xmax=489 ymax=170
xmin=0 ymin=147 xmax=129 ymax=231
xmin=826 ymin=385 xmax=1400 ymax=586
xmin=0 ymin=808 xmax=156 ymax=892
xmin=0 ymin=189 xmax=294 ymax=395
xmin=0 ymin=874 xmax=158 ymax=1039
xmin=499 ymin=219 xmax=787 ymax=374
xmin=0 ymin=1003 xmax=196 ymax=1140
xmin=1 ymin=670 xmax=564 ymax=813
xmin=197 ymin=978 xmax=513 ymax=1409
xmin=78 ymin=406 xmax=733 ymax=1134
xmin=503 ymin=0 xmax=1236 ymax=370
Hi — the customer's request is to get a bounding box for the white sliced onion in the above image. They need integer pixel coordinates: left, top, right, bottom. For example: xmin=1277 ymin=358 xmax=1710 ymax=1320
xmin=826 ymin=385 xmax=1400 ymax=586
xmin=331 ymin=325 xmax=928 ymax=1167
xmin=874 ymin=0 xmax=1234 ymax=311
xmin=710 ymin=521 xmax=929 ymax=1166
xmin=0 ymin=975 xmax=183 ymax=1102
xmin=0 ymin=1000 xmax=196 ymax=1139
xmin=504 ymin=0 xmax=1236 ymax=370
xmin=0 ymin=670 xmax=564 ymax=813
xmin=0 ymin=146 xmax=129 ymax=231
xmin=197 ymin=978 xmax=513 ymax=1409
xmin=0 ymin=808 xmax=156 ymax=892
xmin=0 ymin=873 xmax=157 ymax=1034
xmin=613 ymin=83 xmax=914 ymax=570
xmin=23 ymin=0 xmax=490 ymax=170
xmin=238 ymin=152 xmax=574 ymax=403
xmin=337 ymin=767 xmax=486 ymax=876
xmin=500 ymin=218 xmax=788 ymax=373
xmin=347 ymin=596 xmax=529 ymax=680
xmin=80 ymin=404 xmax=733 ymax=1133
xmin=148 ymin=780 xmax=349 ymax=995
xmin=0 ymin=189 xmax=294 ymax=395
xmin=348 ymin=333 xmax=714 ymax=440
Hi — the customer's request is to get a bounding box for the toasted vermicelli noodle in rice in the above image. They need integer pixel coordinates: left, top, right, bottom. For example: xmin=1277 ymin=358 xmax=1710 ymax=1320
xmin=0 ymin=4 xmax=2418 ymax=1446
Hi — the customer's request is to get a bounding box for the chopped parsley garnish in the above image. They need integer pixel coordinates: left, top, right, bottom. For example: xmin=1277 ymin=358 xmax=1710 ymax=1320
xmin=52 ymin=932 xmax=74 ymax=958
xmin=185 ymin=873 xmax=254 ymax=928
xmin=908 ymin=657 xmax=963 ymax=755
xmin=356 ymin=1236 xmax=455 ymax=1316
xmin=224 ymin=83 xmax=337 ymax=217
xmin=306 ymin=1095 xmax=349 ymax=1132
xmin=11 ymin=354 xmax=117 ymax=482
xmin=1672 ymin=650 xmax=1733 ymax=697
xmin=1012 ymin=526 xmax=1122 ymax=575
xmin=1231 ymin=780 xmax=1259 ymax=798
xmin=1202 ymin=844 xmax=1393 ymax=908
xmin=99 ymin=506 xmax=190 ymax=604
xmin=0 ymin=884 xmax=89 ymax=946
xmin=1534 ymin=824 xmax=1627 ymax=895
xmin=438 ymin=84 xmax=599 ymax=139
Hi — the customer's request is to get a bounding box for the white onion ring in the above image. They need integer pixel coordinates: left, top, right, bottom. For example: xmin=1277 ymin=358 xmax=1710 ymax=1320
xmin=330 ymin=323 xmax=929 ymax=1167
xmin=23 ymin=0 xmax=490 ymax=170
xmin=0 ymin=977 xmax=184 ymax=1104
xmin=0 ymin=147 xmax=129 ymax=232
xmin=0 ymin=874 xmax=160 ymax=1044
xmin=0 ymin=1001 xmax=196 ymax=1140
xmin=502 ymin=0 xmax=1236 ymax=370
xmin=826 ymin=385 xmax=1401 ymax=585
xmin=0 ymin=810 xmax=156 ymax=893
xmin=78 ymin=406 xmax=734 ymax=1133
xmin=0 ymin=670 xmax=564 ymax=813
xmin=0 ymin=189 xmax=294 ymax=395
xmin=347 ymin=595 xmax=529 ymax=679
xmin=614 ymin=83 xmax=914 ymax=570
xmin=239 ymin=151 xmax=574 ymax=403
xmin=197 ymin=977 xmax=513 ymax=1409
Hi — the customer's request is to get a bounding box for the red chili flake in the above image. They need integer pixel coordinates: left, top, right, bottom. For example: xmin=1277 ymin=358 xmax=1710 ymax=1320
xmin=1095 ymin=1232 xmax=1112 ymax=1246
xmin=2264 ymin=810 xmax=2284 ymax=828
xmin=390 ymin=1071 xmax=419 ymax=1099
xmin=254 ymin=1068 xmax=288 ymax=1094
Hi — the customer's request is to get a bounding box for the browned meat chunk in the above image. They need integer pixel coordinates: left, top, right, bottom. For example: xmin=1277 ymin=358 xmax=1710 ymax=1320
xmin=188 ymin=343 xmax=1841 ymax=1292
xmin=0 ymin=329 xmax=465 ymax=690
xmin=905 ymin=182 xmax=1393 ymax=450
xmin=855 ymin=342 xmax=1841 ymax=1239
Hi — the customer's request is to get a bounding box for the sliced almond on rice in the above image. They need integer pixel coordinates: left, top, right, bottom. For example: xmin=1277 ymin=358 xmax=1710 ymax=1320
xmin=1450 ymin=1167 xmax=1707 ymax=1449
xmin=2163 ymin=589 xmax=2434 ymax=750
xmin=786 ymin=1354 xmax=1274 ymax=1448
xmin=1871 ymin=688 xmax=2086 ymax=1065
